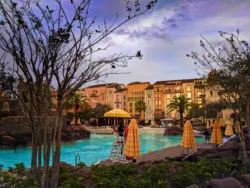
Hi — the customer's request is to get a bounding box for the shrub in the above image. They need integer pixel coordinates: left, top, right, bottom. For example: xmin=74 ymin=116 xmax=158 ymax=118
xmin=76 ymin=162 xmax=86 ymax=167
xmin=88 ymin=159 xmax=239 ymax=188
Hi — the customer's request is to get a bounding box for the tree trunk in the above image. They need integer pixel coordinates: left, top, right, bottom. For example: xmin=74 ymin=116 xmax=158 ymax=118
xmin=41 ymin=116 xmax=50 ymax=188
xmin=75 ymin=107 xmax=77 ymax=125
xmin=247 ymin=101 xmax=250 ymax=138
xmin=50 ymin=105 xmax=63 ymax=188
xmin=31 ymin=129 xmax=38 ymax=178
xmin=180 ymin=111 xmax=184 ymax=128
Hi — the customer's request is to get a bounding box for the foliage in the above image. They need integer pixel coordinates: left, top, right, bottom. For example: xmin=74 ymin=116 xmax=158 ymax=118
xmin=58 ymin=165 xmax=85 ymax=188
xmin=76 ymin=162 xmax=86 ymax=167
xmin=92 ymin=103 xmax=112 ymax=118
xmin=0 ymin=163 xmax=38 ymax=188
xmin=167 ymin=95 xmax=191 ymax=127
xmin=76 ymin=108 xmax=93 ymax=121
xmin=88 ymin=159 xmax=238 ymax=188
xmin=64 ymin=93 xmax=88 ymax=112
xmin=135 ymin=100 xmax=146 ymax=113
xmin=186 ymin=103 xmax=203 ymax=119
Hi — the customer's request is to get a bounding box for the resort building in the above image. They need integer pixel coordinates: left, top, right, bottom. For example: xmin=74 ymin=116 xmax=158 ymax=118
xmin=153 ymin=79 xmax=207 ymax=119
xmin=113 ymin=84 xmax=128 ymax=111
xmin=80 ymin=83 xmax=118 ymax=108
xmin=144 ymin=85 xmax=154 ymax=123
xmin=127 ymin=82 xmax=150 ymax=119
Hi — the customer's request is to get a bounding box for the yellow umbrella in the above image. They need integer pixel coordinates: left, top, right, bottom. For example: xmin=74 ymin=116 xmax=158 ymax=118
xmin=211 ymin=120 xmax=223 ymax=145
xmin=180 ymin=120 xmax=196 ymax=149
xmin=219 ymin=118 xmax=225 ymax=127
xmin=235 ymin=121 xmax=241 ymax=134
xmin=123 ymin=119 xmax=140 ymax=158
xmin=104 ymin=109 xmax=131 ymax=118
xmin=224 ymin=123 xmax=234 ymax=136
xmin=206 ymin=120 xmax=210 ymax=129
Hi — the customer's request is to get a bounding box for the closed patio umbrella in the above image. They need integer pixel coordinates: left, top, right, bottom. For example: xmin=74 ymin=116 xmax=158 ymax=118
xmin=225 ymin=123 xmax=234 ymax=136
xmin=210 ymin=120 xmax=214 ymax=127
xmin=211 ymin=120 xmax=223 ymax=145
xmin=180 ymin=120 xmax=196 ymax=153
xmin=219 ymin=118 xmax=225 ymax=127
xmin=123 ymin=119 xmax=140 ymax=158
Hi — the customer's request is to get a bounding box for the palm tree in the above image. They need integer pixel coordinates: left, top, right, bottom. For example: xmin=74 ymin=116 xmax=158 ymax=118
xmin=167 ymin=95 xmax=190 ymax=127
xmin=135 ymin=100 xmax=146 ymax=120
xmin=65 ymin=93 xmax=88 ymax=125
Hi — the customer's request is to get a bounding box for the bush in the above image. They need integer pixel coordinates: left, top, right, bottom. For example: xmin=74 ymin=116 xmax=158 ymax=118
xmin=88 ymin=159 xmax=240 ymax=188
xmin=0 ymin=163 xmax=38 ymax=188
xmin=76 ymin=162 xmax=86 ymax=167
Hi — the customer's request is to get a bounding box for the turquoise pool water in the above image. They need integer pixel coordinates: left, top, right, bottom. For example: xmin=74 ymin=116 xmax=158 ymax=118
xmin=0 ymin=132 xmax=204 ymax=169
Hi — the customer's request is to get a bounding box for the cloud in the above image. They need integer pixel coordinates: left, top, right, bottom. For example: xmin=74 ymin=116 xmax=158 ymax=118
xmin=84 ymin=0 xmax=250 ymax=86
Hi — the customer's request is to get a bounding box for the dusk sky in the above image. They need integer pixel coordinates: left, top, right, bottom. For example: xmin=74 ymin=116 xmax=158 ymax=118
xmin=87 ymin=0 xmax=250 ymax=85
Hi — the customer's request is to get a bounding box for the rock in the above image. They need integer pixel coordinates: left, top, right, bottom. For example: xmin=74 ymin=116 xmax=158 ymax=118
xmin=164 ymin=126 xmax=183 ymax=136
xmin=0 ymin=135 xmax=16 ymax=147
xmin=186 ymin=184 xmax=199 ymax=188
xmin=206 ymin=177 xmax=242 ymax=188
xmin=73 ymin=166 xmax=90 ymax=177
xmin=0 ymin=116 xmax=90 ymax=146
xmin=238 ymin=174 xmax=250 ymax=186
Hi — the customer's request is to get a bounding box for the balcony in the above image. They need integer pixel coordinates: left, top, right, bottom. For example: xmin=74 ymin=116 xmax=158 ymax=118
xmin=174 ymin=89 xmax=183 ymax=93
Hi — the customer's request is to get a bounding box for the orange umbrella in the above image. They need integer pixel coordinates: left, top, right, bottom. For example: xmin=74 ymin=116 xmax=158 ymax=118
xmin=180 ymin=120 xmax=196 ymax=149
xmin=219 ymin=118 xmax=225 ymax=127
xmin=123 ymin=119 xmax=140 ymax=158
xmin=211 ymin=120 xmax=223 ymax=145
xmin=210 ymin=120 xmax=214 ymax=127
xmin=224 ymin=123 xmax=234 ymax=136
xmin=235 ymin=121 xmax=241 ymax=134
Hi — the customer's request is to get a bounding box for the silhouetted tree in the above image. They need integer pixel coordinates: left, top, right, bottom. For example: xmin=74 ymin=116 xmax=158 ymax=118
xmin=0 ymin=0 xmax=157 ymax=187
xmin=187 ymin=30 xmax=250 ymax=170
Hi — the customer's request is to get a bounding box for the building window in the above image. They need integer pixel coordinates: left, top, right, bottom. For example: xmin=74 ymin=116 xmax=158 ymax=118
xmin=187 ymin=85 xmax=191 ymax=91
xmin=166 ymin=94 xmax=171 ymax=99
xmin=188 ymin=99 xmax=192 ymax=103
xmin=176 ymin=93 xmax=181 ymax=97
xmin=129 ymin=103 xmax=132 ymax=107
xmin=197 ymin=91 xmax=202 ymax=97
xmin=148 ymin=94 xmax=151 ymax=99
xmin=210 ymin=90 xmax=213 ymax=96
xmin=187 ymin=92 xmax=191 ymax=98
xmin=129 ymin=108 xmax=132 ymax=113
xmin=156 ymin=100 xmax=161 ymax=105
xmin=109 ymin=90 xmax=112 ymax=95
xmin=124 ymin=96 xmax=126 ymax=100
xmin=198 ymin=98 xmax=202 ymax=104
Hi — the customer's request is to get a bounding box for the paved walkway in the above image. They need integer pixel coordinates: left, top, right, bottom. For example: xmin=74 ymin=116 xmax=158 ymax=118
xmin=99 ymin=143 xmax=213 ymax=166
xmin=136 ymin=143 xmax=213 ymax=164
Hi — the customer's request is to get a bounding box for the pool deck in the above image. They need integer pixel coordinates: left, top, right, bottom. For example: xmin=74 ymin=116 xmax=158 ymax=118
xmin=99 ymin=143 xmax=213 ymax=166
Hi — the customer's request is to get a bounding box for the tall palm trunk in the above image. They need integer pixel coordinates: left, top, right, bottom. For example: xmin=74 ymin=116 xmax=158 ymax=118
xmin=180 ymin=110 xmax=184 ymax=128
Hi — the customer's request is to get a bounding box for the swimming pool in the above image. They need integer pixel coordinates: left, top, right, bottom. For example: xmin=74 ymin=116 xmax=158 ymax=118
xmin=0 ymin=132 xmax=204 ymax=169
